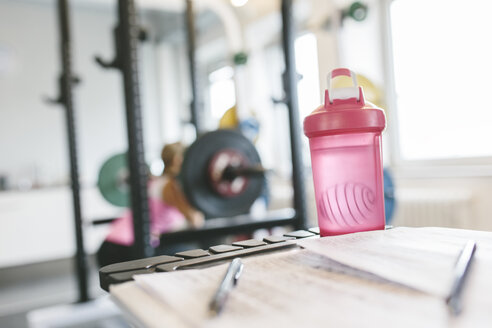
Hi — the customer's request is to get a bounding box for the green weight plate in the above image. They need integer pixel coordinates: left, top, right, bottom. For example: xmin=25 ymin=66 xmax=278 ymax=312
xmin=97 ymin=153 xmax=130 ymax=207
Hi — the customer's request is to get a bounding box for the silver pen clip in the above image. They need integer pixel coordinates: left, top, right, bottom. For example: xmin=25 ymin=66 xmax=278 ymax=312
xmin=446 ymin=240 xmax=477 ymax=315
xmin=209 ymin=258 xmax=244 ymax=315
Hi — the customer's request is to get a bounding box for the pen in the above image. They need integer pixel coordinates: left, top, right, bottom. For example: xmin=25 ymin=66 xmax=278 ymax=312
xmin=446 ymin=240 xmax=477 ymax=315
xmin=209 ymin=258 xmax=244 ymax=315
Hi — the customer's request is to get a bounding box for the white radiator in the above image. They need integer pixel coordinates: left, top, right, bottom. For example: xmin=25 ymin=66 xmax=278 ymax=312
xmin=392 ymin=188 xmax=475 ymax=229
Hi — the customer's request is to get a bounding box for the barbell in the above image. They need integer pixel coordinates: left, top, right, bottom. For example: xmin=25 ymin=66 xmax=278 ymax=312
xmin=97 ymin=129 xmax=265 ymax=218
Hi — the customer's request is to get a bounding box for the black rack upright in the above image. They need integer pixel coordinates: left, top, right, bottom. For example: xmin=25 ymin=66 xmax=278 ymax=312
xmin=281 ymin=0 xmax=307 ymax=230
xmin=185 ymin=0 xmax=204 ymax=135
xmin=94 ymin=0 xmax=152 ymax=259
xmin=48 ymin=0 xmax=89 ymax=303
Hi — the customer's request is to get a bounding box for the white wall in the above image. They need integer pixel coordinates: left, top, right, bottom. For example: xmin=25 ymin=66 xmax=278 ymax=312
xmin=0 ymin=0 xmax=163 ymax=189
xmin=1 ymin=1 xmax=69 ymax=188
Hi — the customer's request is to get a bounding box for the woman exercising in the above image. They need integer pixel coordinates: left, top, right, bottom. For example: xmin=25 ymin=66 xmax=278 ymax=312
xmin=97 ymin=142 xmax=204 ymax=267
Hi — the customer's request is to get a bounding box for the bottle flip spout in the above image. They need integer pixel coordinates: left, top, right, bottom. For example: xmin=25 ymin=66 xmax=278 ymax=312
xmin=326 ymin=68 xmax=362 ymax=105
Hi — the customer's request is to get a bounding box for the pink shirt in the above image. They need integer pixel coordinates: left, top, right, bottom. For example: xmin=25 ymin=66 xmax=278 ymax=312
xmin=105 ymin=177 xmax=187 ymax=246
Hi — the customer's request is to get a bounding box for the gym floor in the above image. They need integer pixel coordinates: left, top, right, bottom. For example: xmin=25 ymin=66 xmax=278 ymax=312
xmin=0 ymin=256 xmax=128 ymax=328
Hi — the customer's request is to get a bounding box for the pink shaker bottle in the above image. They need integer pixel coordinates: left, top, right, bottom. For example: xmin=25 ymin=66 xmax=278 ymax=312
xmin=303 ymin=68 xmax=386 ymax=236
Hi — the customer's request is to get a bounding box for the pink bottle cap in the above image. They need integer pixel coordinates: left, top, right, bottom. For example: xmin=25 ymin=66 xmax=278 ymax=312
xmin=304 ymin=68 xmax=386 ymax=138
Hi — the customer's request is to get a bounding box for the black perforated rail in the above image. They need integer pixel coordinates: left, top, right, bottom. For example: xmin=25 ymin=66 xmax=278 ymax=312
xmin=99 ymin=228 xmax=320 ymax=291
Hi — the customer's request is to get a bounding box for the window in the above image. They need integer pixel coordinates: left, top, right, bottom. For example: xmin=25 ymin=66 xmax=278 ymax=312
xmin=295 ymin=33 xmax=321 ymax=120
xmin=295 ymin=33 xmax=320 ymax=166
xmin=388 ymin=0 xmax=492 ymax=161
xmin=208 ymin=66 xmax=236 ymax=121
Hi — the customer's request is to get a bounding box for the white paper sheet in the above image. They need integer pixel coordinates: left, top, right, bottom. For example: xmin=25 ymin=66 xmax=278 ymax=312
xmin=298 ymin=227 xmax=492 ymax=298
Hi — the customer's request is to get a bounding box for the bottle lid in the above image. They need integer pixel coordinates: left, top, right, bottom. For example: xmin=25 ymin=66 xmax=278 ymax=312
xmin=303 ymin=68 xmax=386 ymax=138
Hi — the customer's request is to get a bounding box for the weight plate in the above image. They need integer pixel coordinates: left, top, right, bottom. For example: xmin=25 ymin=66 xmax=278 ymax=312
xmin=383 ymin=168 xmax=396 ymax=224
xmin=181 ymin=130 xmax=264 ymax=218
xmin=97 ymin=153 xmax=130 ymax=207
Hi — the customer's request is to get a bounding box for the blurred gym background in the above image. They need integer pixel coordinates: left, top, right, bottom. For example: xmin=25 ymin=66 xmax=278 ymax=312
xmin=2 ymin=0 xmax=492 ymax=326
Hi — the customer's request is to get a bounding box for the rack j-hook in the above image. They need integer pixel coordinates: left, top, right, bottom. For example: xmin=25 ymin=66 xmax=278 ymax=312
xmin=94 ymin=26 xmax=148 ymax=70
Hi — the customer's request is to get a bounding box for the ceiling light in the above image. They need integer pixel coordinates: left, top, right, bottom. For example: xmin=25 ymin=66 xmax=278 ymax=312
xmin=231 ymin=0 xmax=248 ymax=8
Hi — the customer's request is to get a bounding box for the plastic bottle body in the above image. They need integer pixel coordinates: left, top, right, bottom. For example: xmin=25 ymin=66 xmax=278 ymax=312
xmin=309 ymin=131 xmax=385 ymax=236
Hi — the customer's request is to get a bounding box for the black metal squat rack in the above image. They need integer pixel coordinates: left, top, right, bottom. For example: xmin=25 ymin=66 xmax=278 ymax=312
xmin=48 ymin=0 xmax=89 ymax=303
xmin=51 ymin=0 xmax=306 ymax=303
